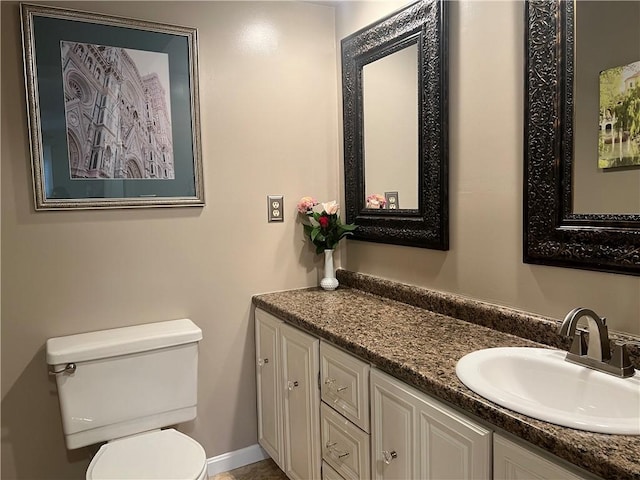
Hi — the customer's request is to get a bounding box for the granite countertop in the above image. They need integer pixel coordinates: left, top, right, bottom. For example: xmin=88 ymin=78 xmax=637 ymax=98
xmin=252 ymin=271 xmax=640 ymax=480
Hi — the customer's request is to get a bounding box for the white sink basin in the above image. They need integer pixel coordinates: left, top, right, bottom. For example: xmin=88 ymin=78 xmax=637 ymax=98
xmin=455 ymin=347 xmax=640 ymax=435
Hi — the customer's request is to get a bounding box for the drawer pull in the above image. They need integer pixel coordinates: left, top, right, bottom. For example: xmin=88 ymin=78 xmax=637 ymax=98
xmin=324 ymin=378 xmax=349 ymax=394
xmin=326 ymin=441 xmax=350 ymax=459
xmin=257 ymin=358 xmax=269 ymax=367
xmin=383 ymin=450 xmax=397 ymax=464
xmin=287 ymin=380 xmax=299 ymax=391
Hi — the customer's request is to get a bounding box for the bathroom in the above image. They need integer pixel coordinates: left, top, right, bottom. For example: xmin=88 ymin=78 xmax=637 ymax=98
xmin=1 ymin=0 xmax=639 ymax=479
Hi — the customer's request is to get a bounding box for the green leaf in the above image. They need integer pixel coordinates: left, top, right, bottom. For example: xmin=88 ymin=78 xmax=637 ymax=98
xmin=342 ymin=223 xmax=357 ymax=231
xmin=303 ymin=224 xmax=313 ymax=237
xmin=310 ymin=226 xmax=321 ymax=242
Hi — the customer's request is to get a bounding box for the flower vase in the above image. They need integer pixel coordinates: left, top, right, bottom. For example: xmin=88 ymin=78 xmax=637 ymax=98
xmin=320 ymin=249 xmax=339 ymax=291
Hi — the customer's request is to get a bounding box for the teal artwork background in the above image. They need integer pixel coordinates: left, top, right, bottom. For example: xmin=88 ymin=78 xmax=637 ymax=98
xmin=33 ymin=14 xmax=196 ymax=199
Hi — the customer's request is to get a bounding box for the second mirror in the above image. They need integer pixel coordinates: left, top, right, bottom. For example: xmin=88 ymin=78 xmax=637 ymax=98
xmin=342 ymin=0 xmax=449 ymax=249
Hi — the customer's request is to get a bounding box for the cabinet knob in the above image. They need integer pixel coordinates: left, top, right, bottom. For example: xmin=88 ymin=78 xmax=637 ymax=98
xmin=287 ymin=380 xmax=299 ymax=391
xmin=382 ymin=450 xmax=397 ymax=464
xmin=257 ymin=358 xmax=269 ymax=367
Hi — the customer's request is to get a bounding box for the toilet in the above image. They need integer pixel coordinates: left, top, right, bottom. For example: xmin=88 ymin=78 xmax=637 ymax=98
xmin=46 ymin=318 xmax=207 ymax=480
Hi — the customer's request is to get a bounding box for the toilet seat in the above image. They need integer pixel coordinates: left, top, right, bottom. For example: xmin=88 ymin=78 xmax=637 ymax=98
xmin=86 ymin=429 xmax=207 ymax=480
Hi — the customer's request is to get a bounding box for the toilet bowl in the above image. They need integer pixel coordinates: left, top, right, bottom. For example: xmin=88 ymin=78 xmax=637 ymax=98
xmin=46 ymin=319 xmax=206 ymax=480
xmin=86 ymin=429 xmax=207 ymax=480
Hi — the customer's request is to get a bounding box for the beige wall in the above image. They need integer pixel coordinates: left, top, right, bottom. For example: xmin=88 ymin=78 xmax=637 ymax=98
xmin=1 ymin=1 xmax=338 ymax=478
xmin=338 ymin=1 xmax=640 ymax=336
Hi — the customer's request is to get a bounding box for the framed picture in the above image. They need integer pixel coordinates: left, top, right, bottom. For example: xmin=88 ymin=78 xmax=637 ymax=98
xmin=599 ymin=60 xmax=640 ymax=169
xmin=21 ymin=3 xmax=204 ymax=210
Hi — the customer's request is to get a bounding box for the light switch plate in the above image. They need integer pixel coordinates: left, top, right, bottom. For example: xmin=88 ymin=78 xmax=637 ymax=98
xmin=268 ymin=195 xmax=284 ymax=222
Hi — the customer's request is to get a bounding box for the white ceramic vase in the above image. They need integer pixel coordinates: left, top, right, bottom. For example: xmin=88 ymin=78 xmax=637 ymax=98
xmin=320 ymin=249 xmax=339 ymax=291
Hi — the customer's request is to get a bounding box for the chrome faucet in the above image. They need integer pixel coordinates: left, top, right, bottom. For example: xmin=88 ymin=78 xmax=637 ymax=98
xmin=559 ymin=307 xmax=610 ymax=362
xmin=558 ymin=307 xmax=635 ymax=378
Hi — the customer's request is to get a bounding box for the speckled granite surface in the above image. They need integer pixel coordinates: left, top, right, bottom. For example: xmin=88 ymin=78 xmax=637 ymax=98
xmin=252 ymin=271 xmax=640 ymax=480
xmin=337 ymin=270 xmax=640 ymax=367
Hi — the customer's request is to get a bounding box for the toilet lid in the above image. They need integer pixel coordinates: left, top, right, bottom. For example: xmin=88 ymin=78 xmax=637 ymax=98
xmin=86 ymin=429 xmax=206 ymax=480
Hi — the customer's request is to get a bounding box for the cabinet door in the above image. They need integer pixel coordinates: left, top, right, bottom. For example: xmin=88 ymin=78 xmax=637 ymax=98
xmin=281 ymin=323 xmax=321 ymax=480
xmin=417 ymin=393 xmax=491 ymax=479
xmin=371 ymin=369 xmax=417 ymax=480
xmin=255 ymin=310 xmax=283 ymax=468
xmin=494 ymin=434 xmax=590 ymax=480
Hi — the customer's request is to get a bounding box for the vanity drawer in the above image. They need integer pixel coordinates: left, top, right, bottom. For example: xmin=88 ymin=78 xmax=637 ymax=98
xmin=320 ymin=341 xmax=370 ymax=432
xmin=322 ymin=461 xmax=345 ymax=480
xmin=321 ymin=403 xmax=370 ymax=480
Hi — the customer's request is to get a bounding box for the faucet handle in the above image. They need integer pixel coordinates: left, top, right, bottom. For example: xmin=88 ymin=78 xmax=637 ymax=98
xmin=569 ymin=330 xmax=588 ymax=356
xmin=609 ymin=342 xmax=636 ymax=378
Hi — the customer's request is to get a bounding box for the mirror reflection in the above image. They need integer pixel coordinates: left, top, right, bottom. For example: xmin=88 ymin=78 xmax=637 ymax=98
xmin=342 ymin=0 xmax=448 ymax=250
xmin=363 ymin=43 xmax=419 ymax=210
xmin=524 ymin=0 xmax=639 ymax=275
xmin=573 ymin=0 xmax=640 ymax=215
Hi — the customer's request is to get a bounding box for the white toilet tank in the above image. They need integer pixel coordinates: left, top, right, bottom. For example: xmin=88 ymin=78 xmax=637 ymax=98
xmin=46 ymin=319 xmax=202 ymax=449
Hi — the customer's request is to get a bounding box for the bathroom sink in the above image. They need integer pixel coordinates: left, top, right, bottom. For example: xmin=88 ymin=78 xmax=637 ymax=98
xmin=455 ymin=347 xmax=640 ymax=435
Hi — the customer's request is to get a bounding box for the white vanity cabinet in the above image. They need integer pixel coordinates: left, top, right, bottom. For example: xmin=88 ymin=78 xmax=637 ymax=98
xmin=321 ymin=403 xmax=370 ymax=480
xmin=256 ymin=307 xmax=599 ymax=480
xmin=255 ymin=308 xmax=283 ymax=466
xmin=494 ymin=434 xmax=598 ymax=480
xmin=371 ymin=368 xmax=492 ymax=480
xmin=320 ymin=341 xmax=371 ymax=480
xmin=322 ymin=461 xmax=346 ymax=480
xmin=320 ymin=341 xmax=370 ymax=432
xmin=255 ymin=309 xmax=321 ymax=480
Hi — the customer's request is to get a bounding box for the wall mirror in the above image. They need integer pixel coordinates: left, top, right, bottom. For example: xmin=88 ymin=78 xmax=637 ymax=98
xmin=524 ymin=0 xmax=640 ymax=275
xmin=342 ymin=0 xmax=448 ymax=250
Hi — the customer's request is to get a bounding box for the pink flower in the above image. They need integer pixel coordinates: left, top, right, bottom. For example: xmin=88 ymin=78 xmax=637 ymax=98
xmin=366 ymin=193 xmax=386 ymax=209
xmin=322 ymin=201 xmax=339 ymax=215
xmin=318 ymin=216 xmax=329 ymax=228
xmin=297 ymin=196 xmax=318 ymax=213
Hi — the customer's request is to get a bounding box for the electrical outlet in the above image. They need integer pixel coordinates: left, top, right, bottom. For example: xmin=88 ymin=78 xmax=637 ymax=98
xmin=267 ymin=195 xmax=284 ymax=222
xmin=385 ymin=191 xmax=399 ymax=209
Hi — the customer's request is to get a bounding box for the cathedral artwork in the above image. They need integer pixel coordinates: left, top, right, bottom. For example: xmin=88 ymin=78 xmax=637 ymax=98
xmin=62 ymin=41 xmax=175 ymax=180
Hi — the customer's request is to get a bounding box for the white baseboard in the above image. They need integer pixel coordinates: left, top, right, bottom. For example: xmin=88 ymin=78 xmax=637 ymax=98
xmin=207 ymin=443 xmax=270 ymax=476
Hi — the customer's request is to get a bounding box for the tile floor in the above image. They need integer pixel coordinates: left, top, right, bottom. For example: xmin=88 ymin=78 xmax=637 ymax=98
xmin=210 ymin=459 xmax=288 ymax=480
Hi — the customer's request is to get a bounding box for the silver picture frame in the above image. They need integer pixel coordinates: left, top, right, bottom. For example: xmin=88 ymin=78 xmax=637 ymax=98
xmin=21 ymin=3 xmax=204 ymax=210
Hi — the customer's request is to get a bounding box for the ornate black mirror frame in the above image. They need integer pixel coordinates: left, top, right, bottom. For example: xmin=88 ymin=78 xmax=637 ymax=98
xmin=342 ymin=0 xmax=448 ymax=250
xmin=524 ymin=0 xmax=640 ymax=276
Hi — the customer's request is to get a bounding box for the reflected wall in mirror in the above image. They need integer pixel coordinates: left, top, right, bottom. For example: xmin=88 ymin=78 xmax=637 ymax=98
xmin=524 ymin=0 xmax=640 ymax=275
xmin=573 ymin=1 xmax=640 ymax=215
xmin=343 ymin=0 xmax=448 ymax=249
xmin=363 ymin=43 xmax=419 ymax=210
